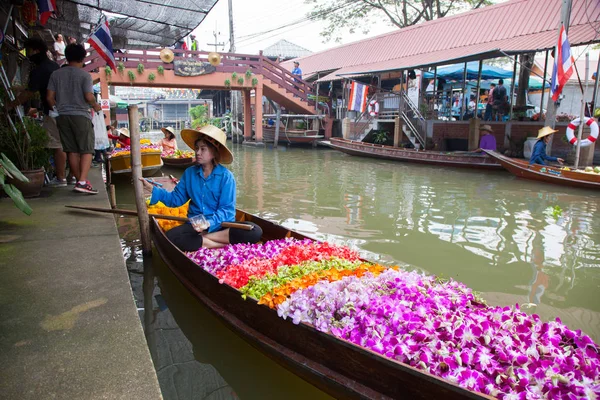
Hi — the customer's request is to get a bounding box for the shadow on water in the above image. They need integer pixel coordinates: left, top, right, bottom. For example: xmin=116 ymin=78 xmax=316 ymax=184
xmin=118 ymin=217 xmax=332 ymax=400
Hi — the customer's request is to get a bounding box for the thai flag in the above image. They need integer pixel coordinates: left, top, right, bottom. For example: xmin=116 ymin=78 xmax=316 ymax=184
xmin=87 ymin=21 xmax=116 ymax=70
xmin=550 ymin=24 xmax=575 ymax=102
xmin=37 ymin=0 xmax=56 ymax=25
xmin=348 ymin=81 xmax=368 ymax=112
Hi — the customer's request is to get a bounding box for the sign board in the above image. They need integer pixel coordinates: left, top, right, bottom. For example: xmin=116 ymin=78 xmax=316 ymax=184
xmin=174 ymin=60 xmax=216 ymax=77
xmin=100 ymin=99 xmax=110 ymax=111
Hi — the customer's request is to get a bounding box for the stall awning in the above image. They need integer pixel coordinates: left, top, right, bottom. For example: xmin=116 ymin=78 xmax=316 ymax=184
xmin=46 ymin=0 xmax=220 ymax=49
xmin=422 ymin=62 xmax=513 ymax=80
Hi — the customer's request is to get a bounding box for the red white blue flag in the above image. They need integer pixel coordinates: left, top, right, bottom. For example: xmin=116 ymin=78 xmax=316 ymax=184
xmin=87 ymin=20 xmax=116 ymax=70
xmin=550 ymin=24 xmax=575 ymax=102
xmin=348 ymin=81 xmax=368 ymax=113
xmin=37 ymin=0 xmax=56 ymax=25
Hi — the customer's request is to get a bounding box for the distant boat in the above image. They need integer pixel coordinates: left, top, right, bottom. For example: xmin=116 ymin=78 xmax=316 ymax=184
xmin=483 ymin=150 xmax=600 ymax=190
xmin=329 ymin=138 xmax=503 ymax=170
xmin=261 ymin=114 xmax=324 ymax=145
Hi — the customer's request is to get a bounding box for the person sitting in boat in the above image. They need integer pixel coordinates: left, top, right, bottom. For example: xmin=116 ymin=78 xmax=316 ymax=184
xmin=529 ymin=126 xmax=564 ymax=166
xmin=160 ymin=127 xmax=178 ymax=153
xmin=108 ymin=127 xmax=131 ymax=147
xmin=141 ymin=125 xmax=262 ymax=251
xmin=475 ymin=124 xmax=497 ymax=152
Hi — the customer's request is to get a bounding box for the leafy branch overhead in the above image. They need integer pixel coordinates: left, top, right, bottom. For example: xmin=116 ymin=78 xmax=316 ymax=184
xmin=305 ymin=0 xmax=492 ymax=42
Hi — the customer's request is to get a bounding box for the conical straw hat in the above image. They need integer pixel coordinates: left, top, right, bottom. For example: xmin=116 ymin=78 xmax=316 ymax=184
xmin=160 ymin=48 xmax=174 ymax=63
xmin=537 ymin=126 xmax=558 ymax=139
xmin=181 ymin=125 xmax=233 ymax=164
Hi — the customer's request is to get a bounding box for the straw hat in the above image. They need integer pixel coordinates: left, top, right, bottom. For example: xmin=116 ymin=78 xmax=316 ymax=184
xmin=117 ymin=128 xmax=130 ymax=137
xmin=480 ymin=124 xmax=493 ymax=133
xmin=537 ymin=126 xmax=558 ymax=139
xmin=159 ymin=48 xmax=174 ymax=63
xmin=161 ymin=126 xmax=176 ymax=137
xmin=181 ymin=125 xmax=233 ymax=164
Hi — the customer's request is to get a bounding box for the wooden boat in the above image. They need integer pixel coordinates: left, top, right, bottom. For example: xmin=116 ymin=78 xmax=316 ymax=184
xmin=329 ymin=138 xmax=502 ymax=170
xmin=109 ymin=150 xmax=163 ymax=177
xmin=262 ymin=114 xmax=324 ymax=145
xmin=161 ymin=156 xmax=195 ymax=168
xmin=483 ymin=150 xmax=600 ymax=190
xmin=151 ymin=209 xmax=490 ymax=400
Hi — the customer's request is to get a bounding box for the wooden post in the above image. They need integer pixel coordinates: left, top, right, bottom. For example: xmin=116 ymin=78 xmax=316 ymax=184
xmin=475 ymin=60 xmax=482 ymax=119
xmin=128 ymin=105 xmax=152 ymax=255
xmin=393 ymin=116 xmax=402 ymax=147
xmin=539 ymin=50 xmax=549 ymax=120
xmin=460 ymin=62 xmax=467 ymax=120
xmin=255 ymin=84 xmax=263 ymax=143
xmin=109 ymin=184 xmax=117 ymax=209
xmin=509 ymin=56 xmax=517 ymax=121
xmin=243 ymin=90 xmax=252 ymax=140
xmin=468 ymin=118 xmax=480 ymax=151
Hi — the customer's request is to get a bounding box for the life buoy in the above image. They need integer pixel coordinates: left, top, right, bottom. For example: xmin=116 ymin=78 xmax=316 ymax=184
xmin=565 ymin=117 xmax=599 ymax=147
xmin=368 ymin=100 xmax=379 ymax=117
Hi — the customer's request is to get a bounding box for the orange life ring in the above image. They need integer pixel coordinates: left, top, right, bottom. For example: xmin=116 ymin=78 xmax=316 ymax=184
xmin=368 ymin=100 xmax=379 ymax=117
xmin=566 ymin=117 xmax=599 ymax=148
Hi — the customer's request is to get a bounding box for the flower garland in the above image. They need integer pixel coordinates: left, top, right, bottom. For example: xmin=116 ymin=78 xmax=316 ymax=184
xmin=217 ymin=242 xmax=361 ymax=289
xmin=147 ymin=201 xmax=189 ymax=231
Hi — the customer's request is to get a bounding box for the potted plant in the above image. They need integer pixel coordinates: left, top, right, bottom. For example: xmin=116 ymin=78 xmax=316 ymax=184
xmin=0 ymin=115 xmax=51 ymax=198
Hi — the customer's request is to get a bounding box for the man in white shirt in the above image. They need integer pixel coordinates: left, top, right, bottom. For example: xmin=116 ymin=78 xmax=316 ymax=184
xmin=53 ymin=34 xmax=65 ymax=60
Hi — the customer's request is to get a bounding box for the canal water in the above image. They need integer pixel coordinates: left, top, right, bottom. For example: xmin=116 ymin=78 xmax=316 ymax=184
xmin=115 ymin=137 xmax=600 ymax=399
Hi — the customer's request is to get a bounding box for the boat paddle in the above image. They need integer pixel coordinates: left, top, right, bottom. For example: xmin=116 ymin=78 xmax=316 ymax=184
xmin=64 ymin=205 xmax=253 ymax=230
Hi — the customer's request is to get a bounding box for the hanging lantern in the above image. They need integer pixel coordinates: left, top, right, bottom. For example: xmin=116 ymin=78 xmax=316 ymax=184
xmin=22 ymin=1 xmax=38 ymax=26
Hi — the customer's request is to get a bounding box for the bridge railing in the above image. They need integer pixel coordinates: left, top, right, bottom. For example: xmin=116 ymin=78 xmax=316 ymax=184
xmin=84 ymin=48 xmax=314 ymax=103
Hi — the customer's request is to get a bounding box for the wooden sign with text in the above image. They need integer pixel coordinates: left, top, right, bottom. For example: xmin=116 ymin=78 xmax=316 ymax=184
xmin=174 ymin=60 xmax=216 ymax=77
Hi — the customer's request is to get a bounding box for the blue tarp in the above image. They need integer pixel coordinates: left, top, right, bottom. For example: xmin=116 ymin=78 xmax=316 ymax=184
xmin=422 ymin=62 xmax=513 ymax=80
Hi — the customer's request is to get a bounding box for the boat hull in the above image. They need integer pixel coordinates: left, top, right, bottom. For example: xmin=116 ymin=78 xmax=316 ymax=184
xmin=109 ymin=151 xmax=163 ymax=176
xmin=161 ymin=157 xmax=195 ymax=168
xmin=151 ymin=212 xmax=490 ymax=400
xmin=483 ymin=150 xmax=600 ymax=190
xmin=263 ymin=128 xmax=324 ymax=144
xmin=329 ymin=138 xmax=503 ymax=170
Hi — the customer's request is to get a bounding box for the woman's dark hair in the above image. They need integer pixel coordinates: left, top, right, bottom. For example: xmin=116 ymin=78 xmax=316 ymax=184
xmin=65 ymin=43 xmax=87 ymax=63
xmin=195 ymin=138 xmax=221 ymax=166
xmin=24 ymin=38 xmax=48 ymax=54
xmin=166 ymin=131 xmax=175 ymax=140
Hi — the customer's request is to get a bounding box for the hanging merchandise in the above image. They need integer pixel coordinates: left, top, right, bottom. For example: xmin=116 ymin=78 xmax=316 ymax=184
xmin=92 ymin=111 xmax=110 ymax=151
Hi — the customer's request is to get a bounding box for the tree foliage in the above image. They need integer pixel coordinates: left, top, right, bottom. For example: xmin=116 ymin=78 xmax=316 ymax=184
xmin=306 ymin=0 xmax=492 ymax=42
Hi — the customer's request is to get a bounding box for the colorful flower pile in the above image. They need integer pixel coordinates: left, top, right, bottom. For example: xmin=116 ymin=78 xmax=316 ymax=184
xmin=181 ymin=237 xmax=600 ymax=398
xmin=162 ymin=149 xmax=195 ymax=158
xmin=110 ymin=144 xmax=161 ymax=158
xmin=147 ymin=201 xmax=189 ymax=231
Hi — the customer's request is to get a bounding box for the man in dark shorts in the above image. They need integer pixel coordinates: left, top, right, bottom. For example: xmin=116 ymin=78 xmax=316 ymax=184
xmin=47 ymin=43 xmax=102 ymax=194
xmin=8 ymin=38 xmax=70 ymax=187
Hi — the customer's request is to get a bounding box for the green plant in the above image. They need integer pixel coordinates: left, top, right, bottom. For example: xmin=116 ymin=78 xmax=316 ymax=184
xmin=128 ymin=70 xmax=136 ymax=82
xmin=0 ymin=153 xmax=32 ymax=215
xmin=545 ymin=205 xmax=563 ymax=220
xmin=137 ymin=63 xmax=145 ymax=74
xmin=0 ymin=115 xmax=50 ymax=171
xmin=157 ymin=65 xmax=165 ymax=75
xmin=245 ymin=69 xmax=252 ymax=79
xmin=251 ymin=77 xmax=258 ymax=87
xmin=189 ymin=105 xmax=209 ymax=129
xmin=237 ymin=77 xmax=244 ymax=85
xmin=372 ymin=130 xmax=388 ymax=144
xmin=117 ymin=62 xmax=125 ymax=73
xmin=104 ymin=66 xmax=112 ymax=77
xmin=148 ymin=73 xmax=156 ymax=82
xmin=231 ymin=72 xmax=238 ymax=80
xmin=224 ymin=79 xmax=231 ymax=88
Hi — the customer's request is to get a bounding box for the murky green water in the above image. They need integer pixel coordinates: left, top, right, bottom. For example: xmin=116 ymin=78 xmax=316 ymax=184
xmin=116 ymin=139 xmax=600 ymax=399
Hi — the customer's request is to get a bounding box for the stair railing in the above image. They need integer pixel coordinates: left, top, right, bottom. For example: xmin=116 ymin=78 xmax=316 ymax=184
xmin=400 ymin=91 xmax=427 ymax=148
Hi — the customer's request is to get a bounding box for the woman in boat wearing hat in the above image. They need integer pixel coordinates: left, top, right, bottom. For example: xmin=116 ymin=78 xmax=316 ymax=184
xmin=475 ymin=124 xmax=497 ymax=152
xmin=107 ymin=127 xmax=131 ymax=147
xmin=160 ymin=126 xmax=178 ymax=153
xmin=529 ymin=126 xmax=564 ymax=166
xmin=141 ymin=125 xmax=262 ymax=251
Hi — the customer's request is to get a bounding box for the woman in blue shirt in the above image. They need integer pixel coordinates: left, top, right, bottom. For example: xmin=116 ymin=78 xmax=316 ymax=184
xmin=141 ymin=125 xmax=262 ymax=251
xmin=529 ymin=126 xmax=564 ymax=166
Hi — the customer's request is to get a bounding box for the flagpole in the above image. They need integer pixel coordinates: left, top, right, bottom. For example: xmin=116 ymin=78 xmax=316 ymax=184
xmin=574 ymin=53 xmax=589 ymax=170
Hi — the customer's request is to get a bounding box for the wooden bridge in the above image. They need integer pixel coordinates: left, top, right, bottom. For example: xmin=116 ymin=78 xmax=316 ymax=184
xmin=86 ymin=48 xmax=316 ymax=143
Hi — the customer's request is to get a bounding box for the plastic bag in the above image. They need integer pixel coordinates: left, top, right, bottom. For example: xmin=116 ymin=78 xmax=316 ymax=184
xmin=92 ymin=111 xmax=110 ymax=150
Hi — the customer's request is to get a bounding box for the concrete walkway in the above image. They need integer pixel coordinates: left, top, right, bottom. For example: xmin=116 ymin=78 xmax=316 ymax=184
xmin=0 ymin=168 xmax=162 ymax=399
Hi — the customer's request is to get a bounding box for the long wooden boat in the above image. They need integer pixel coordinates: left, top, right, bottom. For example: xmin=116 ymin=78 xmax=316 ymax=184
xmin=329 ymin=138 xmax=503 ymax=170
xmin=263 ymin=127 xmax=324 ymax=145
xmin=483 ymin=150 xmax=600 ymax=190
xmin=151 ymin=210 xmax=491 ymax=400
xmin=161 ymin=156 xmax=195 ymax=168
xmin=109 ymin=150 xmax=163 ymax=177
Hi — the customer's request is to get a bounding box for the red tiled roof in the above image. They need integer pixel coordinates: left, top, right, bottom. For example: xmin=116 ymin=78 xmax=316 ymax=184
xmin=284 ymin=0 xmax=600 ymax=78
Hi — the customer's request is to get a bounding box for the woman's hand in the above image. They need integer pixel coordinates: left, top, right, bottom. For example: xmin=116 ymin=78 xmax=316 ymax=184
xmin=139 ymin=177 xmax=154 ymax=191
xmin=557 ymin=158 xmax=565 ymax=165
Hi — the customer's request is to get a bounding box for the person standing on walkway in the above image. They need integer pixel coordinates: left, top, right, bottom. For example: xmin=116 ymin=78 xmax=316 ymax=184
xmin=190 ymin=35 xmax=199 ymax=51
xmin=47 ymin=43 xmax=102 ymax=194
xmin=8 ymin=38 xmax=69 ymax=187
xmin=492 ymin=79 xmax=508 ymax=120
xmin=291 ymin=61 xmax=302 ymax=80
xmin=53 ymin=34 xmax=66 ymax=60
xmin=484 ymin=83 xmax=495 ymax=121
xmin=529 ymin=126 xmax=564 ymax=166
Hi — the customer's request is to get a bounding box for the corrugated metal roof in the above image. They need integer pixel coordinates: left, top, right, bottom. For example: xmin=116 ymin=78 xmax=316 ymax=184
xmin=282 ymin=0 xmax=600 ymax=77
xmin=263 ymin=39 xmax=312 ymax=59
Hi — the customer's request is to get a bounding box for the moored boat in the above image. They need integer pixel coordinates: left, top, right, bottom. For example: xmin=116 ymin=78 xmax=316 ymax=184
xmin=483 ymin=150 xmax=600 ymax=190
xmin=161 ymin=156 xmax=195 ymax=168
xmin=151 ymin=210 xmax=491 ymax=399
xmin=262 ymin=114 xmax=324 ymax=145
xmin=329 ymin=138 xmax=502 ymax=170
xmin=109 ymin=150 xmax=163 ymax=177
